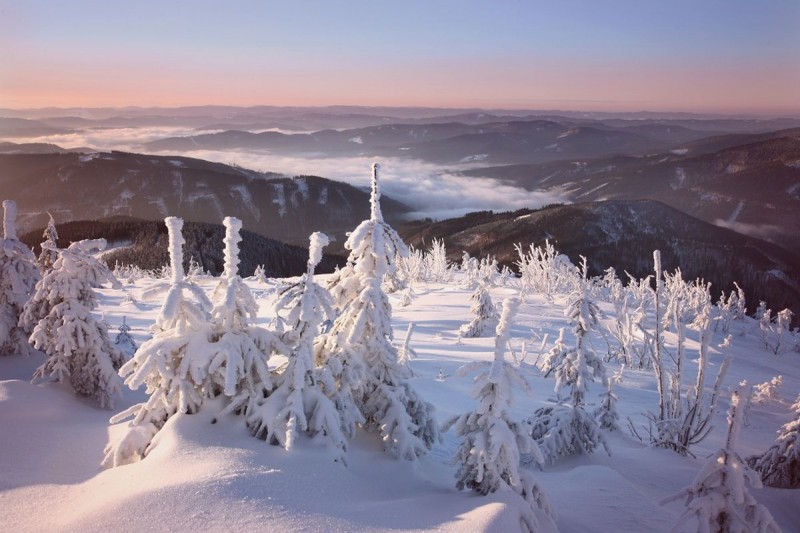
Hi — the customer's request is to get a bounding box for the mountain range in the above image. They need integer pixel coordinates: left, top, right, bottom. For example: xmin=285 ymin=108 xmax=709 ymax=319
xmin=0 ymin=151 xmax=409 ymax=253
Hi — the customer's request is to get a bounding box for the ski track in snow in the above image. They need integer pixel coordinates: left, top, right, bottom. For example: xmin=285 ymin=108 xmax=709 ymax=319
xmin=1 ymin=274 xmax=798 ymax=532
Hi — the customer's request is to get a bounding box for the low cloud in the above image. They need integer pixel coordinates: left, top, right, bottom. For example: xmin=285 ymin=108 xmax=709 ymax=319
xmin=166 ymin=149 xmax=568 ymax=221
xmin=3 ymin=128 xmax=567 ymax=220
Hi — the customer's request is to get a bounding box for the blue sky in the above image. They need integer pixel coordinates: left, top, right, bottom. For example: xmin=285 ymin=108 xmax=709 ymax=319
xmin=1 ymin=0 xmax=798 ymax=113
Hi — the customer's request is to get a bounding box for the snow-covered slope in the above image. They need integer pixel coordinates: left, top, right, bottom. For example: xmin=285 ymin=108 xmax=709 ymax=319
xmin=1 ymin=274 xmax=798 ymax=532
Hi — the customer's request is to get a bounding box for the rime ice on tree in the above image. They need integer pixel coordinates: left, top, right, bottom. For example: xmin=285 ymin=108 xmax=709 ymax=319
xmin=103 ymin=217 xmax=217 ymax=467
xmin=37 ymin=212 xmax=59 ymax=273
xmin=319 ymin=163 xmax=438 ymax=459
xmin=248 ymin=232 xmax=346 ymax=460
xmin=747 ymin=393 xmax=800 ymax=488
xmin=22 ymin=239 xmax=125 ymax=408
xmin=662 ymin=383 xmax=780 ymax=533
xmin=443 ymin=297 xmax=554 ymax=532
xmin=459 ymin=281 xmax=499 ymax=338
xmin=0 ymin=200 xmax=41 ymax=356
xmin=532 ymin=288 xmax=610 ymax=463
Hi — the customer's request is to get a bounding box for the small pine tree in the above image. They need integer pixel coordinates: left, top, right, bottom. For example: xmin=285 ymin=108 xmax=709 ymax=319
xmin=0 ymin=200 xmax=41 ymax=356
xmin=595 ymin=379 xmax=620 ymax=431
xmin=443 ymin=297 xmax=554 ymax=532
xmin=533 ymin=288 xmax=610 ymax=462
xmin=747 ymin=393 xmax=800 ymax=488
xmin=662 ymin=383 xmax=780 ymax=533
xmin=23 ymin=239 xmax=125 ymax=408
xmin=247 ymin=232 xmax=346 ymax=460
xmin=318 ymin=163 xmax=438 ymax=459
xmin=459 ymin=282 xmax=499 ymax=338
xmin=114 ymin=316 xmax=138 ymax=358
xmin=206 ymin=216 xmax=285 ymax=416
xmin=37 ymin=212 xmax=59 ymax=273
xmin=103 ymin=217 xmax=217 ymax=467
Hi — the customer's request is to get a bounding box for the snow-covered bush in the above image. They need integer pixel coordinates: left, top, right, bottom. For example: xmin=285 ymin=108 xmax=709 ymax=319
xmin=751 ymin=375 xmax=783 ymax=406
xmin=319 ymin=163 xmax=438 ymax=459
xmin=638 ymin=252 xmax=731 ymax=456
xmin=423 ymin=238 xmax=453 ymax=283
xmin=247 ymin=231 xmax=346 ymax=460
xmin=443 ymin=297 xmax=554 ymax=532
xmin=23 ymin=239 xmax=125 ymax=408
xmin=747 ymin=393 xmax=800 ymax=488
xmin=459 ymin=282 xmax=499 ymax=338
xmin=0 ymin=200 xmax=41 ymax=357
xmin=103 ymin=217 xmax=218 ymax=467
xmin=662 ymin=383 xmax=780 ymax=532
xmin=533 ymin=288 xmax=610 ymax=462
xmin=759 ymin=306 xmax=794 ymax=355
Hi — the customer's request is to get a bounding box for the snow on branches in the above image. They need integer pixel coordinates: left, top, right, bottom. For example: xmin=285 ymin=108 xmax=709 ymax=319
xmin=662 ymin=383 xmax=780 ymax=533
xmin=0 ymin=200 xmax=40 ymax=357
xmin=23 ymin=239 xmax=125 ymax=408
xmin=320 ymin=164 xmax=437 ymax=459
xmin=747 ymin=393 xmax=800 ymax=488
xmin=533 ymin=288 xmax=610 ymax=463
xmin=248 ymin=231 xmax=346 ymax=460
xmin=443 ymin=297 xmax=554 ymax=532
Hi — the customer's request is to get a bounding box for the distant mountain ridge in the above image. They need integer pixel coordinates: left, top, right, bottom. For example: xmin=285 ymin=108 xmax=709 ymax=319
xmin=0 ymin=151 xmax=410 ymax=253
xmin=460 ymin=131 xmax=800 ymax=253
xmin=399 ymin=200 xmax=800 ymax=319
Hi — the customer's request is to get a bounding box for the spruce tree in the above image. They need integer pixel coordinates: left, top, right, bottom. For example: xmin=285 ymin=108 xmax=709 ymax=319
xmin=747 ymin=393 xmax=800 ymax=488
xmin=443 ymin=297 xmax=554 ymax=532
xmin=0 ymin=200 xmax=40 ymax=356
xmin=23 ymin=239 xmax=125 ymax=408
xmin=459 ymin=281 xmax=499 ymax=338
xmin=103 ymin=217 xmax=217 ymax=467
xmin=319 ymin=163 xmax=438 ymax=459
xmin=248 ymin=232 xmax=346 ymax=460
xmin=532 ymin=288 xmax=610 ymax=463
xmin=37 ymin=212 xmax=59 ymax=273
xmin=663 ymin=383 xmax=780 ymax=532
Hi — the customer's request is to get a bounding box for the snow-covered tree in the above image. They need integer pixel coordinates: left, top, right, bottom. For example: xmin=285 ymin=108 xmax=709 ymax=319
xmin=747 ymin=393 xmax=800 ymax=488
xmin=0 ymin=200 xmax=40 ymax=357
xmin=318 ymin=163 xmax=438 ymax=459
xmin=595 ymin=379 xmax=620 ymax=431
xmin=460 ymin=282 xmax=499 ymax=338
xmin=103 ymin=217 xmax=218 ymax=467
xmin=36 ymin=212 xmax=59 ymax=274
xmin=443 ymin=297 xmax=554 ymax=532
xmin=533 ymin=288 xmax=610 ymax=462
xmin=23 ymin=239 xmax=125 ymax=408
xmin=114 ymin=316 xmax=138 ymax=358
xmin=207 ymin=217 xmax=285 ymax=416
xmin=247 ymin=232 xmax=346 ymax=460
xmin=662 ymin=383 xmax=780 ymax=533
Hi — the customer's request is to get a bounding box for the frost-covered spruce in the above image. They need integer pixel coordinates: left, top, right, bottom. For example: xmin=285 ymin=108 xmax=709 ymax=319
xmin=662 ymin=383 xmax=780 ymax=533
xmin=103 ymin=217 xmax=218 ymax=467
xmin=247 ymin=231 xmax=346 ymax=460
xmin=114 ymin=316 xmax=138 ymax=358
xmin=207 ymin=217 xmax=285 ymax=416
xmin=443 ymin=297 xmax=554 ymax=532
xmin=37 ymin=212 xmax=59 ymax=273
xmin=747 ymin=393 xmax=800 ymax=488
xmin=459 ymin=281 xmax=499 ymax=338
xmin=533 ymin=288 xmax=609 ymax=462
xmin=319 ymin=163 xmax=438 ymax=459
xmin=595 ymin=379 xmax=620 ymax=431
xmin=23 ymin=239 xmax=125 ymax=408
xmin=0 ymin=200 xmax=41 ymax=356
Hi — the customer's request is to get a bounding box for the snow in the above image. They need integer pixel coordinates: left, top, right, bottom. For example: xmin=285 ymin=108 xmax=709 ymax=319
xmin=1 ymin=271 xmax=799 ymax=532
xmin=671 ymin=167 xmax=687 ymax=190
xmin=272 ymin=182 xmax=287 ymax=217
xmin=348 ymin=136 xmax=364 ymax=144
xmin=458 ymin=154 xmax=489 ymax=163
xmin=670 ymin=148 xmax=689 ymax=155
xmin=726 ymin=200 xmax=746 ymax=224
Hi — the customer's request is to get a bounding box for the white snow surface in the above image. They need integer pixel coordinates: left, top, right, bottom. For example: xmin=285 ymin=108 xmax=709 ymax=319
xmin=1 ymin=274 xmax=799 ymax=532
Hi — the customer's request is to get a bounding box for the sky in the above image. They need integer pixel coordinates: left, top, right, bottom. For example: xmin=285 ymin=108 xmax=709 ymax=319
xmin=1 ymin=0 xmax=799 ymax=114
